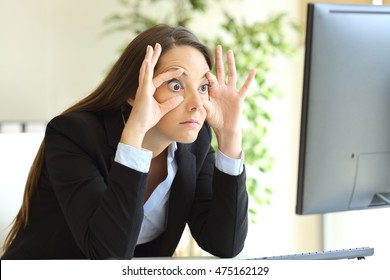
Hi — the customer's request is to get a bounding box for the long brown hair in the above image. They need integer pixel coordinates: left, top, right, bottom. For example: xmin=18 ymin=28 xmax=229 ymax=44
xmin=3 ymin=24 xmax=213 ymax=251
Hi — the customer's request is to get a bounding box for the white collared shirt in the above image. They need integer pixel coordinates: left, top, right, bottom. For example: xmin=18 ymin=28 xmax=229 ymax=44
xmin=114 ymin=142 xmax=243 ymax=244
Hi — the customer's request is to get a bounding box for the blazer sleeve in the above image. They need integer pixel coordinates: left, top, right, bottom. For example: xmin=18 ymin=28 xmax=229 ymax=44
xmin=44 ymin=113 xmax=146 ymax=259
xmin=187 ymin=125 xmax=249 ymax=258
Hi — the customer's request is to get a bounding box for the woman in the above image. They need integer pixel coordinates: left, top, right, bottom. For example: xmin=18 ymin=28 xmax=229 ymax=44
xmin=2 ymin=24 xmax=256 ymax=259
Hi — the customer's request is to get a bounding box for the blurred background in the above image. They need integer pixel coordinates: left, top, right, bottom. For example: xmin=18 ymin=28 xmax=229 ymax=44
xmin=1 ymin=0 xmax=389 ymax=259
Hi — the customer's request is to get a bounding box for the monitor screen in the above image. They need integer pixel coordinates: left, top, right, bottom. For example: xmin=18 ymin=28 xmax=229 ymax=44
xmin=296 ymin=3 xmax=390 ymax=215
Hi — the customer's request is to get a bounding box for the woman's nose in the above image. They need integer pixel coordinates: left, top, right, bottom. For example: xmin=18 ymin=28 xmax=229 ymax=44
xmin=185 ymin=91 xmax=203 ymax=111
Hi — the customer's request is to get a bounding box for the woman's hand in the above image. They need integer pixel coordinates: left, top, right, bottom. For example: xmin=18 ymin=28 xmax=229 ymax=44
xmin=120 ymin=43 xmax=184 ymax=149
xmin=203 ymin=45 xmax=256 ymax=159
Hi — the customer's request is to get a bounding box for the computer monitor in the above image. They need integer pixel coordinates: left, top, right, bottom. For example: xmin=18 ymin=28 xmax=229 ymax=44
xmin=296 ymin=3 xmax=390 ymax=215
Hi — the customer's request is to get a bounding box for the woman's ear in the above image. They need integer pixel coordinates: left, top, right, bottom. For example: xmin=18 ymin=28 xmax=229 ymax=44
xmin=127 ymin=97 xmax=135 ymax=106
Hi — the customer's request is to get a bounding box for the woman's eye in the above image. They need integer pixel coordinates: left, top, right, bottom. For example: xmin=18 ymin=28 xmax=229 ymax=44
xmin=199 ymin=84 xmax=209 ymax=94
xmin=167 ymin=80 xmax=183 ymax=92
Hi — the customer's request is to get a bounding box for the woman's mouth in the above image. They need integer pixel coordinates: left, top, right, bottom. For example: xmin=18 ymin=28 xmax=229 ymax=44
xmin=180 ymin=119 xmax=199 ymax=127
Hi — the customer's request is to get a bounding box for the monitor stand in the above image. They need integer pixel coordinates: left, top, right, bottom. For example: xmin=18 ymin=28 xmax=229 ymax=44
xmin=371 ymin=192 xmax=390 ymax=206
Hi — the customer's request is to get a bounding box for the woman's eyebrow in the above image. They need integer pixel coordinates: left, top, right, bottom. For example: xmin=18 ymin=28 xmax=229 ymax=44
xmin=165 ymin=67 xmax=209 ymax=80
xmin=165 ymin=67 xmax=187 ymax=76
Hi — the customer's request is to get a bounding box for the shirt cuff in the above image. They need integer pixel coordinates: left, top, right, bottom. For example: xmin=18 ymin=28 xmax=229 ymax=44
xmin=215 ymin=150 xmax=244 ymax=176
xmin=114 ymin=142 xmax=152 ymax=173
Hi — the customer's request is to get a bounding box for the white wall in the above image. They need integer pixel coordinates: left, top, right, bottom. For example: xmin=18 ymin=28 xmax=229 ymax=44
xmin=324 ymin=209 xmax=390 ymax=261
xmin=0 ymin=0 xmax=127 ymax=121
xmin=0 ymin=133 xmax=44 ymax=253
xmin=0 ymin=0 xmax=323 ymax=258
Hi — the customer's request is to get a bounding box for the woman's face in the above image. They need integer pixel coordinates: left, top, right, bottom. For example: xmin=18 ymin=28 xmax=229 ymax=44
xmin=152 ymin=45 xmax=210 ymax=144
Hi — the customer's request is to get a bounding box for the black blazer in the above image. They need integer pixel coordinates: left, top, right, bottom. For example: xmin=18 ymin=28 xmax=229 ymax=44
xmin=2 ymin=110 xmax=248 ymax=260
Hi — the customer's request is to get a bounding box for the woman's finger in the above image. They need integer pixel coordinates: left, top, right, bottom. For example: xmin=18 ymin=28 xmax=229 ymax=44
xmin=150 ymin=43 xmax=162 ymax=69
xmin=159 ymin=95 xmax=184 ymax=116
xmin=206 ymin=71 xmax=218 ymax=97
xmin=139 ymin=45 xmax=158 ymax=96
xmin=137 ymin=56 xmax=148 ymax=93
xmin=215 ymin=45 xmax=225 ymax=83
xmin=226 ymin=50 xmax=237 ymax=88
xmin=153 ymin=68 xmax=184 ymax=88
xmin=141 ymin=58 xmax=153 ymax=95
xmin=239 ymin=69 xmax=256 ymax=98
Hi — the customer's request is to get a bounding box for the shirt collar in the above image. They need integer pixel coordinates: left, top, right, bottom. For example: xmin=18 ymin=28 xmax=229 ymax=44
xmin=167 ymin=142 xmax=177 ymax=165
